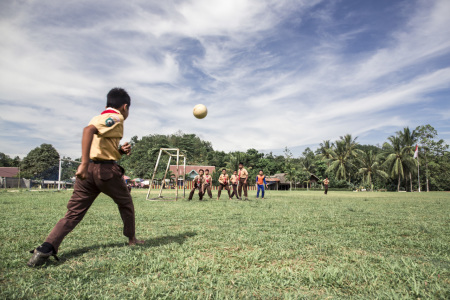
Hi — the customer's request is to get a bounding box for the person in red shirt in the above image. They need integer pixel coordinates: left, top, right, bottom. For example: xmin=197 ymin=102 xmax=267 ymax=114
xmin=217 ymin=169 xmax=231 ymax=200
xmin=255 ymin=170 xmax=267 ymax=199
xmin=203 ymin=169 xmax=213 ymax=199
xmin=188 ymin=169 xmax=205 ymax=201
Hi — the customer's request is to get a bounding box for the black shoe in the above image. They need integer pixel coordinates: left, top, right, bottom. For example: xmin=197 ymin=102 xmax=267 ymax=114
xmin=27 ymin=249 xmax=59 ymax=267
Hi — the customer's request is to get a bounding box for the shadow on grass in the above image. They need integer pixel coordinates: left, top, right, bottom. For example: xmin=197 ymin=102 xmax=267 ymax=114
xmin=46 ymin=231 xmax=197 ymax=266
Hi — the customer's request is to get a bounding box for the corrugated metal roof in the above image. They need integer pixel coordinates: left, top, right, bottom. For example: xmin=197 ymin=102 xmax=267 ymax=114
xmin=0 ymin=167 xmax=19 ymax=177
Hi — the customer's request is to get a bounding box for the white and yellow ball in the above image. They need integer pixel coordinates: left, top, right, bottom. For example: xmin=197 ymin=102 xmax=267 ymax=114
xmin=193 ymin=104 xmax=208 ymax=119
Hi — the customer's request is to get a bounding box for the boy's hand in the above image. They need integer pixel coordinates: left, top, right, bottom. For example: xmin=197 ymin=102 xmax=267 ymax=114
xmin=120 ymin=142 xmax=132 ymax=155
xmin=75 ymin=163 xmax=89 ymax=180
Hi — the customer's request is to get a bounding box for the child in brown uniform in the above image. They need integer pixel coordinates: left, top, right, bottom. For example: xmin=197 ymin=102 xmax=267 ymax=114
xmin=27 ymin=88 xmax=144 ymax=267
xmin=323 ymin=177 xmax=329 ymax=195
xmin=217 ymin=169 xmax=232 ymax=200
xmin=189 ymin=169 xmax=205 ymax=201
xmin=203 ymin=169 xmax=213 ymax=199
xmin=238 ymin=163 xmax=249 ymax=200
xmin=230 ymin=170 xmax=239 ymax=199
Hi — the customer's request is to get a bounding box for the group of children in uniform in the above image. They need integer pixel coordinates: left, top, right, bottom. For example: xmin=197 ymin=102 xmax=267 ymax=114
xmin=188 ymin=163 xmax=268 ymax=201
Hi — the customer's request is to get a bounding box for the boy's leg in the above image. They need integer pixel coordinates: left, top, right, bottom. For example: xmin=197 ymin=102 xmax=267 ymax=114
xmin=188 ymin=187 xmax=196 ymax=200
xmin=45 ymin=166 xmax=100 ymax=252
xmin=256 ymin=185 xmax=260 ymax=198
xmin=261 ymin=186 xmax=265 ymax=198
xmin=218 ymin=184 xmax=223 ymax=198
xmin=242 ymin=179 xmax=248 ymax=198
xmin=96 ymin=164 xmax=136 ymax=241
xmin=206 ymin=184 xmax=213 ymax=198
xmin=238 ymin=182 xmax=242 ymax=198
xmin=232 ymin=184 xmax=238 ymax=198
xmin=226 ymin=185 xmax=231 ymax=198
xmin=198 ymin=185 xmax=204 ymax=200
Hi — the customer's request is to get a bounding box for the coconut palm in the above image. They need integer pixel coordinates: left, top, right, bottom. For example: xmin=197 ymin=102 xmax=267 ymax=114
xmin=396 ymin=127 xmax=417 ymax=191
xmin=382 ymin=136 xmax=417 ymax=192
xmin=317 ymin=140 xmax=334 ymax=167
xmin=327 ymin=140 xmax=356 ymax=181
xmin=357 ymin=150 xmax=388 ymax=191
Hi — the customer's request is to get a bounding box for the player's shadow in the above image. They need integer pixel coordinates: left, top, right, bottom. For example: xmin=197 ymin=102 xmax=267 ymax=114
xmin=50 ymin=231 xmax=197 ymax=265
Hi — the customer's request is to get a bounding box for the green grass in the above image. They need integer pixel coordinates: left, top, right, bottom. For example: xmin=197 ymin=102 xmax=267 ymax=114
xmin=0 ymin=190 xmax=449 ymax=299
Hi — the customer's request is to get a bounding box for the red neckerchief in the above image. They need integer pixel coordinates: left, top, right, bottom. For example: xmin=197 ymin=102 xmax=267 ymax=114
xmin=238 ymin=170 xmax=241 ymax=181
xmin=101 ymin=109 xmax=120 ymax=115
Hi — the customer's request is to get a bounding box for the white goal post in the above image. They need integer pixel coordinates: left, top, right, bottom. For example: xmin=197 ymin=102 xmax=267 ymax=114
xmin=146 ymin=148 xmax=186 ymax=201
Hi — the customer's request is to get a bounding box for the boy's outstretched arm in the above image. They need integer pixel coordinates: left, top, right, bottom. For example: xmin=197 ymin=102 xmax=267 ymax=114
xmin=75 ymin=125 xmax=98 ymax=180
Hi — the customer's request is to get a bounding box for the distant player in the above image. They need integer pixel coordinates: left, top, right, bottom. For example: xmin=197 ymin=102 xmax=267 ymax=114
xmin=27 ymin=88 xmax=144 ymax=267
xmin=255 ymin=170 xmax=267 ymax=199
xmin=203 ymin=169 xmax=213 ymax=199
xmin=323 ymin=177 xmax=329 ymax=195
xmin=189 ymin=169 xmax=205 ymax=201
xmin=230 ymin=170 xmax=239 ymax=199
xmin=217 ymin=169 xmax=232 ymax=200
xmin=238 ymin=163 xmax=249 ymax=200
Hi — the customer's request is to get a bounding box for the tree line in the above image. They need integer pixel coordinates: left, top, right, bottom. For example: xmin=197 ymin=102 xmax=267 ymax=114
xmin=1 ymin=124 xmax=448 ymax=191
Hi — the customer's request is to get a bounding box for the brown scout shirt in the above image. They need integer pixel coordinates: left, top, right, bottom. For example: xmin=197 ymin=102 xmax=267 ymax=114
xmin=230 ymin=174 xmax=238 ymax=184
xmin=238 ymin=168 xmax=248 ymax=179
xmin=194 ymin=175 xmax=205 ymax=186
xmin=88 ymin=107 xmax=124 ymax=161
xmin=323 ymin=178 xmax=330 ymax=185
xmin=219 ymin=174 xmax=229 ymax=185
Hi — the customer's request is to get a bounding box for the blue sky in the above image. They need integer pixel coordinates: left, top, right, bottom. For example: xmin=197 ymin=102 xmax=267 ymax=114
xmin=0 ymin=0 xmax=449 ymax=158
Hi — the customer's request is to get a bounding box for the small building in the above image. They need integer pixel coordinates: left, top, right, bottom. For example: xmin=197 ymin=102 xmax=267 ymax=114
xmin=0 ymin=167 xmax=30 ymax=189
xmin=169 ymin=165 xmax=216 ymax=180
xmin=266 ymin=173 xmax=291 ymax=190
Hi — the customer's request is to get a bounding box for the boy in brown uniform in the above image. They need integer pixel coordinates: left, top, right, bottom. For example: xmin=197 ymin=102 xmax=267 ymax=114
xmin=203 ymin=169 xmax=213 ymax=199
xmin=323 ymin=177 xmax=329 ymax=195
xmin=28 ymin=88 xmax=144 ymax=267
xmin=217 ymin=169 xmax=232 ymax=200
xmin=238 ymin=163 xmax=249 ymax=200
xmin=230 ymin=170 xmax=239 ymax=199
xmin=188 ymin=169 xmax=205 ymax=201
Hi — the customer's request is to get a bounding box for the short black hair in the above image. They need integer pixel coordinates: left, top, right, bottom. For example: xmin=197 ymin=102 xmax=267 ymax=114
xmin=259 ymin=170 xmax=263 ymax=172
xmin=205 ymin=169 xmax=209 ymax=172
xmin=199 ymin=169 xmax=204 ymax=173
xmin=238 ymin=162 xmax=243 ymax=165
xmin=107 ymin=88 xmax=130 ymax=109
xmin=222 ymin=168 xmax=226 ymax=171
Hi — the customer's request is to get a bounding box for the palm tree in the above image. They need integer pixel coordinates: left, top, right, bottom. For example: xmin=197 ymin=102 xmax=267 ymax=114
xmin=357 ymin=150 xmax=388 ymax=191
xmin=327 ymin=140 xmax=356 ymax=181
xmin=318 ymin=140 xmax=334 ymax=167
xmin=396 ymin=127 xmax=417 ymax=191
xmin=382 ymin=136 xmax=417 ymax=192
xmin=341 ymin=134 xmax=359 ymax=158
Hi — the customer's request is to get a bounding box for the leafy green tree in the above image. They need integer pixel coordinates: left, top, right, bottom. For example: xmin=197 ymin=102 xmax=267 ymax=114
xmin=357 ymin=150 xmax=388 ymax=191
xmin=317 ymin=140 xmax=334 ymax=167
xmin=414 ymin=125 xmax=448 ymax=192
xmin=381 ymin=136 xmax=416 ymax=192
xmin=21 ymin=144 xmax=59 ymax=179
xmin=397 ymin=127 xmax=417 ymax=191
xmin=327 ymin=138 xmax=358 ymax=182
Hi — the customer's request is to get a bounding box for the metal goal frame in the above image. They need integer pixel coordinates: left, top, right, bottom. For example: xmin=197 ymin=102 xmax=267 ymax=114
xmin=146 ymin=148 xmax=186 ymax=201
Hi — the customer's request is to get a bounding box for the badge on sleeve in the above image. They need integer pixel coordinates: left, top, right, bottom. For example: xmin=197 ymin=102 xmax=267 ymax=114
xmin=105 ymin=117 xmax=115 ymax=127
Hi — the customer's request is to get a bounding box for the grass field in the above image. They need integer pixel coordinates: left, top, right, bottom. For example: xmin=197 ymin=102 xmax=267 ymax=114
xmin=0 ymin=190 xmax=449 ymax=299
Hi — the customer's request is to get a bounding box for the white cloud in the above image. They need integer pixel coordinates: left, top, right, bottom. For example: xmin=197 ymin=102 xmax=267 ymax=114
xmin=0 ymin=0 xmax=449 ymax=158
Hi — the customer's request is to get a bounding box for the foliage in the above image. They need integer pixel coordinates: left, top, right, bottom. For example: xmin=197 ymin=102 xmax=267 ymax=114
xmin=0 ymin=153 xmax=21 ymax=167
xmin=4 ymin=125 xmax=450 ymax=191
xmin=20 ymin=144 xmax=59 ymax=179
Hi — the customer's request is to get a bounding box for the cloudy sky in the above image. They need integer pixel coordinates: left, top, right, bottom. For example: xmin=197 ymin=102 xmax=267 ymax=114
xmin=1 ymin=0 xmax=449 ymax=158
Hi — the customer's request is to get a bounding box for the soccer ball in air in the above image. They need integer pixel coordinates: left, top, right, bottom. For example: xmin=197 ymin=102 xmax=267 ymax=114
xmin=193 ymin=104 xmax=208 ymax=119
